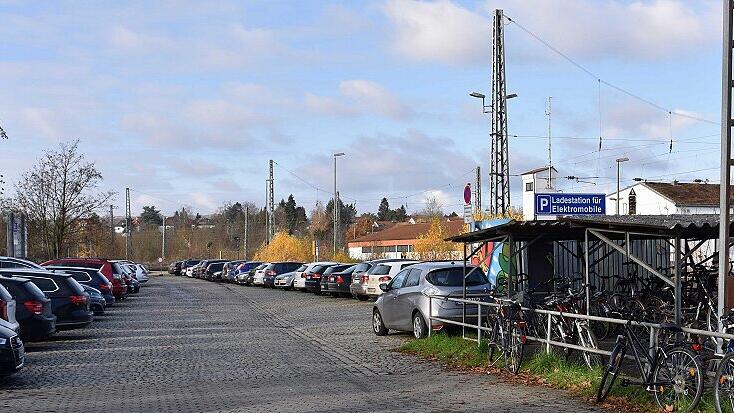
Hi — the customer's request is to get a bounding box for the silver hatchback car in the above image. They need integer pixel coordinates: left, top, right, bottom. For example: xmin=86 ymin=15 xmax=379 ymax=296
xmin=372 ymin=262 xmax=491 ymax=339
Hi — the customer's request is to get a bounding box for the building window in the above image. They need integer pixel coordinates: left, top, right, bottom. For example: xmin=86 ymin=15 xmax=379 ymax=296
xmin=525 ymin=182 xmax=533 ymax=192
xmin=628 ymin=189 xmax=636 ymax=215
xmin=362 ymin=246 xmax=373 ymax=254
xmin=397 ymin=245 xmax=411 ymax=252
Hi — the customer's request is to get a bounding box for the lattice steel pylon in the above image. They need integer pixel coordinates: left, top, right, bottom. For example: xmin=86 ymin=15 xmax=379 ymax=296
xmin=719 ymin=0 xmax=734 ymax=326
xmin=267 ymin=160 xmax=275 ymax=244
xmin=490 ymin=9 xmax=510 ymax=215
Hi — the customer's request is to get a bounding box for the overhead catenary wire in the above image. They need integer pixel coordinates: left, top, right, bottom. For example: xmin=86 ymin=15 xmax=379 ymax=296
xmin=503 ymin=14 xmax=718 ymax=126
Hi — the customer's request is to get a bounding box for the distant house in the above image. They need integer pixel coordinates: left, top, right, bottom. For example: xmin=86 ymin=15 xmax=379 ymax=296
xmin=347 ymin=218 xmax=465 ymax=260
xmin=606 ymin=181 xmax=734 ymax=215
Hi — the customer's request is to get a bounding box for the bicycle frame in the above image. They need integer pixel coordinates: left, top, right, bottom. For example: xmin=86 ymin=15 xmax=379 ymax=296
xmin=617 ymin=322 xmax=666 ymax=386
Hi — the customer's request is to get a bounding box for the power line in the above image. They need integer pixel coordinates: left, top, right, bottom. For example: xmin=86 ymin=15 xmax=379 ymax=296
xmin=503 ymin=14 xmax=719 ymax=126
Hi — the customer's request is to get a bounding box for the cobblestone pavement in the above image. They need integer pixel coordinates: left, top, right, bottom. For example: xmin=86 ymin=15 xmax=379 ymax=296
xmin=0 ymin=276 xmax=601 ymax=413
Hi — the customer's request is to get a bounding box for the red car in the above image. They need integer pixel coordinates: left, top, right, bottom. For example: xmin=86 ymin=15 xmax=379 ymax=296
xmin=41 ymin=258 xmax=128 ymax=300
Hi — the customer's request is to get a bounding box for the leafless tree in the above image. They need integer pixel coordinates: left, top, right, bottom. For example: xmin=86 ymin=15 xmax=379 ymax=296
xmin=14 ymin=139 xmax=114 ymax=258
xmin=419 ymin=196 xmax=444 ymax=219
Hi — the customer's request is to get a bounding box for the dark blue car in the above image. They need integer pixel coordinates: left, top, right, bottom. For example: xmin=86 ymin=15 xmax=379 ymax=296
xmin=0 ymin=269 xmax=94 ymax=330
xmin=0 ymin=320 xmax=23 ymax=376
xmin=0 ymin=277 xmax=56 ymax=341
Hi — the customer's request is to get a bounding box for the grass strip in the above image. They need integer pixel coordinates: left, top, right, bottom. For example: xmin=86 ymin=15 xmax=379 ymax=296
xmin=399 ymin=333 xmax=716 ymax=413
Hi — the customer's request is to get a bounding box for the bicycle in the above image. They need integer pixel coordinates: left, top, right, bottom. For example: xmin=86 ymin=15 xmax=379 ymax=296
xmin=485 ymin=297 xmax=526 ymax=374
xmin=713 ymin=310 xmax=734 ymax=413
xmin=597 ymin=320 xmax=704 ymax=412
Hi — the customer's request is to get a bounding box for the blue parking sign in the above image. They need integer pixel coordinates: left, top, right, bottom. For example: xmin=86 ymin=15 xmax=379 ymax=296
xmin=535 ymin=193 xmax=605 ymax=215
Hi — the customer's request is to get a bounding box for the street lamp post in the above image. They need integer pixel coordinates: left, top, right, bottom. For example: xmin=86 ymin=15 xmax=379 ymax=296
xmin=615 ymin=157 xmax=630 ymax=215
xmin=333 ymin=152 xmax=345 ymax=256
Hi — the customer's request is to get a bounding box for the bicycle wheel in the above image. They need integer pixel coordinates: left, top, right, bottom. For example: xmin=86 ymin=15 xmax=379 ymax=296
xmin=653 ymin=347 xmax=704 ymax=413
xmin=504 ymin=322 xmax=525 ymax=374
xmin=597 ymin=338 xmax=626 ymax=403
xmin=577 ymin=322 xmax=603 ymax=369
xmin=715 ymin=353 xmax=734 ymax=413
xmin=487 ymin=317 xmax=503 ymax=367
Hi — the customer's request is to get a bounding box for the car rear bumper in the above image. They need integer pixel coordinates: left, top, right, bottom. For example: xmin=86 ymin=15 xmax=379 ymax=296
xmin=20 ymin=315 xmax=56 ymax=341
xmin=326 ymin=283 xmax=350 ymax=294
xmin=350 ymin=283 xmax=367 ymax=296
xmin=304 ymin=280 xmax=321 ymax=292
xmin=56 ymin=310 xmax=94 ymax=330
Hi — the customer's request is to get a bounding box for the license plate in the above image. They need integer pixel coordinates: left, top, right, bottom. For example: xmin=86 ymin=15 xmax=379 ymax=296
xmin=368 ymin=288 xmax=375 ymax=293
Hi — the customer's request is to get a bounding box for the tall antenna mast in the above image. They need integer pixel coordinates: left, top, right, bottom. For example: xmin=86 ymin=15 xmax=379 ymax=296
xmin=490 ymin=9 xmax=510 ymax=215
xmin=545 ymin=96 xmax=553 ymax=189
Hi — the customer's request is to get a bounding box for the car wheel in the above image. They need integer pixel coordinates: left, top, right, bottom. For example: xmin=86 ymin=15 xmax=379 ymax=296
xmin=373 ymin=309 xmax=388 ymax=336
xmin=413 ymin=312 xmax=428 ymax=339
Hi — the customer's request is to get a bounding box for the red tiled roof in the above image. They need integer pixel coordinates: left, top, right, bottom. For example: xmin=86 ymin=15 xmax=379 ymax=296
xmin=349 ymin=219 xmax=466 ymax=243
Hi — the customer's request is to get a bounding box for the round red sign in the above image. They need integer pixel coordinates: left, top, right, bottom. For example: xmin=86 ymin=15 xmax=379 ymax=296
xmin=463 ymin=183 xmax=471 ymax=204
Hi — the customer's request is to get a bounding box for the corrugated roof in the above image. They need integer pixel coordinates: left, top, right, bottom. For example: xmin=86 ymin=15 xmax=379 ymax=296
xmin=644 ymin=182 xmax=733 ymax=206
xmin=350 ymin=219 xmax=465 ymax=243
xmin=447 ymin=214 xmax=728 ymax=243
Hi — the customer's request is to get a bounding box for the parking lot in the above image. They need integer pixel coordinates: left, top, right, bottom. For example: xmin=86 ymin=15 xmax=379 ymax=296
xmin=0 ymin=275 xmax=599 ymax=412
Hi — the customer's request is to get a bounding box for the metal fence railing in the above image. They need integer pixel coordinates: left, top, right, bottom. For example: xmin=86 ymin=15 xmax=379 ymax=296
xmin=427 ymin=295 xmax=734 ymax=360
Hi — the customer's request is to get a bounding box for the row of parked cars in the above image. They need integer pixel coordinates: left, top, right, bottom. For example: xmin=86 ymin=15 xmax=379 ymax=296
xmin=0 ymin=256 xmax=151 ymax=377
xmin=168 ymin=257 xmax=492 ymax=339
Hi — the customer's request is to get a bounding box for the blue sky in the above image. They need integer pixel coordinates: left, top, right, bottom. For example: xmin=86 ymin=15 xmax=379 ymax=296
xmin=0 ymin=0 xmax=724 ymax=216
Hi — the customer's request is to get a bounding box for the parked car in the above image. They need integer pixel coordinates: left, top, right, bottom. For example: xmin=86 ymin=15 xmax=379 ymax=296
xmin=181 ymin=259 xmax=201 ymax=277
xmin=293 ymin=262 xmax=336 ymax=291
xmin=323 ymin=264 xmax=357 ymax=297
xmin=0 ymin=269 xmax=94 ymax=330
xmin=82 ymin=285 xmax=106 ymax=315
xmin=251 ymin=263 xmax=272 ymax=286
xmin=235 ymin=261 xmax=263 ymax=285
xmin=372 ymin=262 xmax=491 ymax=338
xmin=261 ymin=262 xmax=303 ymax=288
xmin=110 ymin=260 xmax=139 ymax=293
xmin=0 ymin=283 xmax=20 ymax=333
xmin=274 ymin=264 xmax=307 ymax=290
xmin=0 ymin=256 xmax=43 ymax=269
xmin=122 ymin=261 xmax=150 ymax=284
xmin=169 ymin=261 xmax=182 ymax=275
xmin=0 ymin=321 xmax=24 ymax=376
xmin=0 ymin=277 xmax=55 ymax=340
xmin=304 ymin=263 xmax=344 ymax=294
xmin=365 ymin=260 xmax=419 ymax=298
xmin=351 ymin=261 xmax=396 ymax=300
xmin=222 ymin=260 xmax=246 ymax=283
xmin=204 ymin=261 xmax=227 ymax=281
xmin=45 ymin=266 xmax=115 ymax=306
xmin=319 ymin=264 xmax=353 ymax=296
xmin=41 ymin=258 xmax=128 ymax=300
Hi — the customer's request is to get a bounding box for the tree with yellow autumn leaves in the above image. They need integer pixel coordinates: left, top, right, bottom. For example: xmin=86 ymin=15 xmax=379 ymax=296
xmin=412 ymin=218 xmax=462 ymax=261
xmin=254 ymin=232 xmax=313 ymax=262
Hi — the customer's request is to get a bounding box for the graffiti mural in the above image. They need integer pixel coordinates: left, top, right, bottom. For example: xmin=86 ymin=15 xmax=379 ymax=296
xmin=469 ymin=218 xmax=515 ymax=294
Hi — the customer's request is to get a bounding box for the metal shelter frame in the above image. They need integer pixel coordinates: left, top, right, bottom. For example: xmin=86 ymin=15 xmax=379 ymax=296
xmin=449 ymin=215 xmax=734 ymax=333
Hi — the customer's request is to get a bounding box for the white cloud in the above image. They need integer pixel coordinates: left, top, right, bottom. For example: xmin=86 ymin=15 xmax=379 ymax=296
xmin=304 ymin=93 xmax=358 ymax=118
xmin=305 ymin=80 xmax=412 ymax=120
xmin=383 ymin=0 xmax=717 ymax=65
xmin=339 ymin=80 xmax=412 ymax=119
xmin=384 ymin=0 xmax=489 ymax=65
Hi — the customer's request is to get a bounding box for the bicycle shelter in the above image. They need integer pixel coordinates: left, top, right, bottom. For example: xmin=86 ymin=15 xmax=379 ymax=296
xmin=448 ymin=214 xmax=734 ymax=331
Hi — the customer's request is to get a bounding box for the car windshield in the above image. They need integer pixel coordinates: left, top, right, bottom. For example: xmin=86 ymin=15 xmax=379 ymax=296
xmin=367 ymin=264 xmax=391 ymax=276
xmin=256 ymin=264 xmax=268 ymax=270
xmin=426 ymin=268 xmax=488 ymax=287
xmin=296 ymin=264 xmax=307 ymax=272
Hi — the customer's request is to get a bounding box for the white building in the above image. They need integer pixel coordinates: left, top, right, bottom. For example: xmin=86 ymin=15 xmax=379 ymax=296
xmin=606 ymin=181 xmax=727 ymax=215
xmin=521 ymin=166 xmax=558 ymax=221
